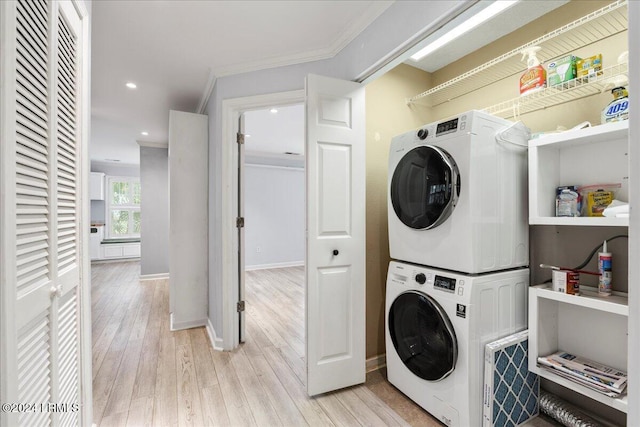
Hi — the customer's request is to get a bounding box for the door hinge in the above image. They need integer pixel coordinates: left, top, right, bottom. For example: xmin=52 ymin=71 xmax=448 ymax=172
xmin=237 ymin=132 xmax=245 ymax=145
xmin=236 ymin=217 xmax=245 ymax=228
xmin=237 ymin=301 xmax=245 ymax=312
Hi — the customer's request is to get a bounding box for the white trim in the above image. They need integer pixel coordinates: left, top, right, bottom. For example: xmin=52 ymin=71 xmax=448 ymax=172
xmin=245 ymin=261 xmax=304 ymax=271
xmin=206 ymin=318 xmax=225 ymax=351
xmin=136 ymin=140 xmax=168 ymax=149
xmin=90 ymin=159 xmax=140 ymax=169
xmin=221 ymin=90 xmax=305 ymax=351
xmin=244 ymin=162 xmax=305 ymax=171
xmin=197 ymin=70 xmax=217 ymax=114
xmin=357 ymin=1 xmax=474 ymax=84
xmin=366 ymin=354 xmax=387 ymax=373
xmin=628 ymin=1 xmax=639 ymax=423
xmin=139 ymin=272 xmax=169 ymax=281
xmin=169 ymin=313 xmax=207 ymax=332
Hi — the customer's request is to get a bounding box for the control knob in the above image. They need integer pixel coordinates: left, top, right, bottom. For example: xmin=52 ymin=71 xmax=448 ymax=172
xmin=415 ymin=273 xmax=426 ymax=285
xmin=417 ymin=129 xmax=429 ymax=140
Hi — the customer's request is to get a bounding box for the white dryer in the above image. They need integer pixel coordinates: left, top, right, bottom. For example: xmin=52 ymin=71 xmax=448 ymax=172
xmin=388 ymin=110 xmax=529 ymax=274
xmin=385 ymin=260 xmax=528 ymax=427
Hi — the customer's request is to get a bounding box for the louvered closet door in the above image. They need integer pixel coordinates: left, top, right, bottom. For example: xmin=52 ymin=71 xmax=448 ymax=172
xmin=2 ymin=1 xmax=85 ymax=426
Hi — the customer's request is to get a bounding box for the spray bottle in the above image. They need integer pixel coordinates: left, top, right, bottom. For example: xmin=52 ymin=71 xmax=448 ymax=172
xmin=598 ymin=239 xmax=612 ymax=296
xmin=520 ymin=46 xmax=546 ymax=95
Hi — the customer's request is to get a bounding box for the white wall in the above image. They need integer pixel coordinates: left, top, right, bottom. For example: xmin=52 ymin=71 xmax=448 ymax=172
xmin=205 ymin=0 xmax=467 ymax=342
xmin=169 ymin=111 xmax=208 ymax=330
xmin=244 ymin=165 xmax=304 ymax=269
xmin=140 ymin=146 xmax=169 ymax=276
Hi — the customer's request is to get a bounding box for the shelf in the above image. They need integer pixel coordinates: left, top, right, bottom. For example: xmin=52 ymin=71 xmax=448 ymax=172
xmin=532 ymin=366 xmax=628 ymax=413
xmin=483 ymin=62 xmax=629 ymax=119
xmin=530 ymin=120 xmax=628 ymax=148
xmin=408 ymin=0 xmax=627 ymax=107
xmin=531 ymin=285 xmax=628 ymax=316
xmin=530 ymin=216 xmax=628 ymax=227
xmin=528 ymin=117 xmax=628 ymax=221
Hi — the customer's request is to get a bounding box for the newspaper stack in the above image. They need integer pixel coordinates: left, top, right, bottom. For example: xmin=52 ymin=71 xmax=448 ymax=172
xmin=537 ymin=351 xmax=627 ymax=397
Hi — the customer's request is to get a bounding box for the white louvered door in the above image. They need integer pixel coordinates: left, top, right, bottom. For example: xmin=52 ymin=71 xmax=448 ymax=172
xmin=1 ymin=1 xmax=89 ymax=426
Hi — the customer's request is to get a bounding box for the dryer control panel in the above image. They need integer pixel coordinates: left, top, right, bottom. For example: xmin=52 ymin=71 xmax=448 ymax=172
xmin=434 ymin=275 xmax=456 ymax=293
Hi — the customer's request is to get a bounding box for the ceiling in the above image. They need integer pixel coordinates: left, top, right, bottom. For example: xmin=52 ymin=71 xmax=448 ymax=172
xmin=90 ymin=1 xmax=573 ymax=168
xmin=89 ymin=0 xmax=393 ymax=165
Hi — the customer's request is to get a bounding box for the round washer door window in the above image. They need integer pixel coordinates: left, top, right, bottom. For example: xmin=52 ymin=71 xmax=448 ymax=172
xmin=389 ymin=290 xmax=457 ymax=381
xmin=390 ymin=145 xmax=460 ymax=230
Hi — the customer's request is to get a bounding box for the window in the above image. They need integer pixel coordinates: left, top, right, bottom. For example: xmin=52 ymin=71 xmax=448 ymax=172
xmin=106 ymin=176 xmax=141 ymax=238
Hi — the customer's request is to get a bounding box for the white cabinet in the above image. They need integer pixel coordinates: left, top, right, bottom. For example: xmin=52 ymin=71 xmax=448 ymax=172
xmin=528 ymin=285 xmax=628 ymax=412
xmin=528 ymin=121 xmax=629 ymax=226
xmin=102 ymin=242 xmax=141 ymax=259
xmin=90 ymin=172 xmax=105 ymax=200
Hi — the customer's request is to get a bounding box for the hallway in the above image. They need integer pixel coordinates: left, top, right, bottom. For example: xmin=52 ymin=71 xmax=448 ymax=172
xmin=90 ymin=261 xmax=441 ymax=426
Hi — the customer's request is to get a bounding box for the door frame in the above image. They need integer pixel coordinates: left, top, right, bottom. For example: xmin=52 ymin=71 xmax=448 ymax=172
xmin=220 ymin=89 xmax=305 ymax=351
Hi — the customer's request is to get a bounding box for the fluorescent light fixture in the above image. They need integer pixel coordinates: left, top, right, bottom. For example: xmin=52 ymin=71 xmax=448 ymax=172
xmin=141 ymin=131 xmax=149 ymax=136
xmin=410 ymin=1 xmax=518 ymax=61
xmin=126 ymin=82 xmax=137 ymax=89
xmin=270 ymin=108 xmax=278 ymax=114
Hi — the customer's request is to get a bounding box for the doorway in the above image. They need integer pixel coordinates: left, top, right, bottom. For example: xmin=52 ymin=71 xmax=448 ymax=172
xmin=241 ymin=104 xmax=306 ymax=363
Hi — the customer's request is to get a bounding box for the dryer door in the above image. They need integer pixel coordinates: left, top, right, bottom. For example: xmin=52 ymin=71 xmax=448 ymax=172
xmin=389 ymin=290 xmax=457 ymax=381
xmin=390 ymin=145 xmax=460 ymax=230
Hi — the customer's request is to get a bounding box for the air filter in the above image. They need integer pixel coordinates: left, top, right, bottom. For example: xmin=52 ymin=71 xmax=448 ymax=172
xmin=483 ymin=330 xmax=539 ymax=426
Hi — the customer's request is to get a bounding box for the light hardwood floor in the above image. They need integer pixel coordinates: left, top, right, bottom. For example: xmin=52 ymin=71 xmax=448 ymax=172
xmin=91 ymin=261 xmax=441 ymax=426
xmin=91 ymin=261 xmax=556 ymax=426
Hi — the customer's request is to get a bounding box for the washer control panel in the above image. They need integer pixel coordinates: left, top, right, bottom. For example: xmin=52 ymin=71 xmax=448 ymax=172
xmin=434 ymin=275 xmax=456 ymax=293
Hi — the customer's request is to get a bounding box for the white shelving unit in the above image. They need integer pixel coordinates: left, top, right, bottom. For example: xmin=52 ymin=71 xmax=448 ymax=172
xmin=528 ymin=120 xmax=629 ymax=226
xmin=484 ymin=62 xmax=628 ymax=120
xmin=408 ymin=0 xmax=627 ymax=108
xmin=528 ymin=285 xmax=629 ymax=412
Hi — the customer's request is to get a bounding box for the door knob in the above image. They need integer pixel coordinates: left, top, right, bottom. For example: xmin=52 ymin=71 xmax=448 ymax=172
xmin=333 ymin=249 xmax=339 ymax=256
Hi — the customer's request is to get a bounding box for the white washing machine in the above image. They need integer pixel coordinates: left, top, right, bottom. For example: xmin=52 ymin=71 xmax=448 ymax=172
xmin=388 ymin=110 xmax=529 ymax=274
xmin=385 ymin=261 xmax=528 ymax=427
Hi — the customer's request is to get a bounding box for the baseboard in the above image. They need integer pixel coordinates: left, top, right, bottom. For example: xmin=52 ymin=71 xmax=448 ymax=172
xmin=206 ymin=318 xmax=225 ymax=351
xmin=169 ymin=313 xmax=207 ymax=331
xmin=245 ymin=261 xmax=304 ymax=271
xmin=366 ymin=353 xmax=386 ymax=372
xmin=139 ymin=272 xmax=169 ymax=281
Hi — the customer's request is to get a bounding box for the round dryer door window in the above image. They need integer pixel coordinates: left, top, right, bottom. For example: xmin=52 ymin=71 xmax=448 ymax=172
xmin=388 ymin=290 xmax=457 ymax=381
xmin=390 ymin=145 xmax=460 ymax=229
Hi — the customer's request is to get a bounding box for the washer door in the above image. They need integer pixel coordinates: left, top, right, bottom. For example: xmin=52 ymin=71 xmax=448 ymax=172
xmin=390 ymin=145 xmax=460 ymax=230
xmin=389 ymin=290 xmax=457 ymax=381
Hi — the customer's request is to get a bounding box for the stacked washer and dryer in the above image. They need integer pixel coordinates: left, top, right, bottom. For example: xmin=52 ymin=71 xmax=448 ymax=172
xmin=385 ymin=110 xmax=530 ymax=426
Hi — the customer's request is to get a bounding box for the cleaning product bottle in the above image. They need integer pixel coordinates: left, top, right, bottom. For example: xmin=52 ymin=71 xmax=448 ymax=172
xmin=601 ymin=86 xmax=629 ymax=124
xmin=598 ymin=239 xmax=612 ymax=296
xmin=520 ymin=46 xmax=546 ymax=95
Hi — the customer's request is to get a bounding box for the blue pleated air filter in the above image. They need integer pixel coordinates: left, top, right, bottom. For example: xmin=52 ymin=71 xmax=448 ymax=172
xmin=483 ymin=330 xmax=539 ymax=427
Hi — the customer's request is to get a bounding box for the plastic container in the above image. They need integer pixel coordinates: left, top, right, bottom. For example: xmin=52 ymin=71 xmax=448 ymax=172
xmin=598 ymin=240 xmax=612 ymax=296
xmin=601 ymin=86 xmax=629 ymax=124
xmin=520 ymin=47 xmax=546 ymax=95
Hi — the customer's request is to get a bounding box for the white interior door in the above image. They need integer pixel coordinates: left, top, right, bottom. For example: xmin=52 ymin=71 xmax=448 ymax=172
xmin=1 ymin=1 xmax=87 ymax=425
xmin=305 ymin=74 xmax=366 ymax=396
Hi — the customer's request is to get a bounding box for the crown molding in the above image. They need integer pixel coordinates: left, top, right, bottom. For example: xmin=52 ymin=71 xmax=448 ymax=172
xmin=197 ymin=70 xmax=217 ymax=114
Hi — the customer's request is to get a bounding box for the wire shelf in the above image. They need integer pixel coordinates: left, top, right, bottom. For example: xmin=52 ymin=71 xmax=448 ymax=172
xmin=482 ymin=61 xmax=628 ymax=119
xmin=408 ymin=0 xmax=628 ymax=107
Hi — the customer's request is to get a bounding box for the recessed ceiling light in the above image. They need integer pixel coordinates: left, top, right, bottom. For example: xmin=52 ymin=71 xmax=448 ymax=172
xmin=105 ymin=158 xmax=120 ymax=162
xmin=245 ymin=134 xmax=251 ymax=138
xmin=270 ymin=108 xmax=278 ymax=114
xmin=126 ymin=82 xmax=137 ymax=89
xmin=141 ymin=131 xmax=149 ymax=136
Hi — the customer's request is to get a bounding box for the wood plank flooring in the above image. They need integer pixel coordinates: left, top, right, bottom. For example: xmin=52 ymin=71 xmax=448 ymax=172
xmin=91 ymin=261 xmax=555 ymax=426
